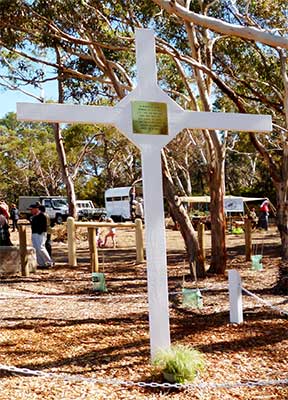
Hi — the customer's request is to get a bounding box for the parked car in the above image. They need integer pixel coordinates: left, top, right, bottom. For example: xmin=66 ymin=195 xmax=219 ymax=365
xmin=76 ymin=200 xmax=106 ymax=220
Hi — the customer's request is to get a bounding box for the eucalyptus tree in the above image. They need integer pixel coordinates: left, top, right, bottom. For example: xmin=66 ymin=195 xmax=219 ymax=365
xmin=63 ymin=123 xmax=142 ymax=189
xmin=0 ymin=112 xmax=62 ymax=202
xmin=152 ymin=0 xmax=288 ymax=289
xmin=225 ymin=133 xmax=272 ymax=196
xmin=0 ymin=0 xmax=206 ymax=277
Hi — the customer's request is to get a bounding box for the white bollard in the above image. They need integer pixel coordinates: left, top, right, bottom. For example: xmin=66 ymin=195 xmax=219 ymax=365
xmin=228 ymin=269 xmax=243 ymax=324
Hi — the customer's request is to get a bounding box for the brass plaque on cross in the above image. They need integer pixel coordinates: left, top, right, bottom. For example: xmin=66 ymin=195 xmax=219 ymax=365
xmin=131 ymin=101 xmax=168 ymax=135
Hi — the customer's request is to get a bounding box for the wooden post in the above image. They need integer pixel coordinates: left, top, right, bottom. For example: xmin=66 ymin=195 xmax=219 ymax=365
xmin=244 ymin=218 xmax=252 ymax=261
xmin=228 ymin=269 xmax=243 ymax=324
xmin=88 ymin=227 xmax=98 ymax=273
xmin=135 ymin=218 xmax=144 ymax=264
xmin=19 ymin=224 xmax=29 ymax=277
xmin=197 ymin=222 xmax=205 ymax=264
xmin=67 ymin=217 xmax=77 ymax=267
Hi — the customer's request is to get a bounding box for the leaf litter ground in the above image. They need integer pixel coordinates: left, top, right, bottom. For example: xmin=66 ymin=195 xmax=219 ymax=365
xmin=0 ymin=224 xmax=287 ymax=399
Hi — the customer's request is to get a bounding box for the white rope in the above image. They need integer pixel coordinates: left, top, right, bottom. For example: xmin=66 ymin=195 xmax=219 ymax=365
xmin=241 ymin=286 xmax=288 ymax=316
xmin=0 ymin=364 xmax=287 ymax=390
xmin=0 ymin=292 xmax=146 ymax=300
xmin=1 ymin=284 xmax=286 ymax=320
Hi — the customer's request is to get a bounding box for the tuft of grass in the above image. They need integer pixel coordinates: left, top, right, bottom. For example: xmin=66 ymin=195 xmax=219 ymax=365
xmin=152 ymin=344 xmax=205 ymax=384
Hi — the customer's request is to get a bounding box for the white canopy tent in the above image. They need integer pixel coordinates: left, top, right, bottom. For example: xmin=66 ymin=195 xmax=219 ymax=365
xmin=177 ymin=195 xmax=266 ymax=203
xmin=176 ymin=195 xmax=268 ymax=213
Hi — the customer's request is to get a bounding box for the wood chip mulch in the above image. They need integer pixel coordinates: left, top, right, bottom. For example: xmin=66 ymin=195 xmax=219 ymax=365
xmin=0 ymin=226 xmax=287 ymax=399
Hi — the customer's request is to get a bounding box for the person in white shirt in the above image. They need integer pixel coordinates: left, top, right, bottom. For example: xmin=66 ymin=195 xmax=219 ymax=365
xmin=135 ymin=198 xmax=144 ymax=221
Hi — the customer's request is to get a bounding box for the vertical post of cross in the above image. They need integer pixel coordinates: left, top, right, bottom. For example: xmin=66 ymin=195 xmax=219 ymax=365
xmin=141 ymin=147 xmax=171 ymax=356
xmin=136 ymin=28 xmax=157 ymax=89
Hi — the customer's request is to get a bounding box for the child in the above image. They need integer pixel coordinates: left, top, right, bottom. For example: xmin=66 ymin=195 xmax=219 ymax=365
xmin=103 ymin=218 xmax=116 ymax=248
xmin=96 ymin=227 xmax=103 ymax=247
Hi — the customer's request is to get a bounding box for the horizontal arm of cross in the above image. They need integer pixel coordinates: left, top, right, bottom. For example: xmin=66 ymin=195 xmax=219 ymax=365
xmin=175 ymin=110 xmax=272 ymax=132
xmin=17 ymin=103 xmax=117 ymax=125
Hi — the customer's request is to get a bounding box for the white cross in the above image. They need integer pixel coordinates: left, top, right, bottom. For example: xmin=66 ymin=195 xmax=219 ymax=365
xmin=17 ymin=28 xmax=272 ymax=358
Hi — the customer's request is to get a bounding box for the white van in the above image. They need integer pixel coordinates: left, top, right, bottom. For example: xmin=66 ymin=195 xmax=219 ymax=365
xmin=104 ymin=187 xmax=132 ymax=221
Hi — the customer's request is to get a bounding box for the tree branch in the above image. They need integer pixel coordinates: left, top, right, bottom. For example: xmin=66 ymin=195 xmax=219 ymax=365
xmin=152 ymin=0 xmax=288 ymax=49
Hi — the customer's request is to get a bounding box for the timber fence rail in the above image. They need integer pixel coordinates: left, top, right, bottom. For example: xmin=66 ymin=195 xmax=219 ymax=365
xmin=67 ymin=217 xmax=145 ymax=271
xmin=15 ymin=219 xmax=145 ymax=275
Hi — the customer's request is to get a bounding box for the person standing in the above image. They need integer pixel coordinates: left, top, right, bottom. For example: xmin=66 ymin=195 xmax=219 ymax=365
xmin=129 ymin=186 xmax=137 ymax=221
xmin=258 ymin=199 xmax=269 ymax=231
xmin=135 ymin=198 xmax=144 ymax=221
xmin=30 ymin=204 xmax=53 ymax=268
xmin=38 ymin=205 xmax=53 ymax=257
xmin=0 ymin=200 xmax=10 ymax=219
xmin=0 ymin=207 xmax=12 ymax=246
xmin=248 ymin=207 xmax=258 ymax=230
xmin=10 ymin=204 xmax=19 ymax=232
